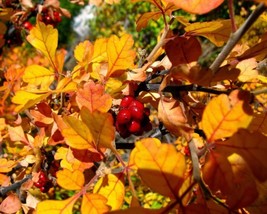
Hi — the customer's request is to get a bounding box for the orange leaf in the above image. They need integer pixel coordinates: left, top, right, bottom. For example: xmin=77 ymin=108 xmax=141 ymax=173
xmin=56 ymin=168 xmax=85 ymax=190
xmin=8 ymin=125 xmax=29 ymax=144
xmin=200 ymin=90 xmax=253 ymax=142
xmin=165 ymin=0 xmax=224 ymax=14
xmin=93 ymin=173 xmax=125 ymax=210
xmin=165 ymin=36 xmax=202 ymax=66
xmin=136 ymin=12 xmax=161 ymax=32
xmin=248 ymin=112 xmax=267 ymax=135
xmin=36 ymin=195 xmax=78 ymax=214
xmin=106 ymin=34 xmax=136 ymax=78
xmin=61 ymin=115 xmax=94 ymax=150
xmin=185 ymin=19 xmax=231 ymax=47
xmin=129 ymin=138 xmax=186 ymax=199
xmin=30 ymin=102 xmax=53 ymax=127
xmin=80 ymin=107 xmax=115 ymax=150
xmin=76 ymin=81 xmax=112 ymax=112
xmin=27 ymin=19 xmax=58 ymax=65
xmin=108 ymin=207 xmax=165 ymax=214
xmin=0 ymin=194 xmax=21 ymax=214
xmin=74 ymin=40 xmax=94 ymax=63
xmin=81 ymin=193 xmax=110 ymax=214
xmin=0 ymin=158 xmax=16 ymax=173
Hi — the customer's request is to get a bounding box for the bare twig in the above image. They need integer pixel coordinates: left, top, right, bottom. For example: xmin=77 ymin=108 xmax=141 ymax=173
xmin=228 ymin=0 xmax=237 ymax=32
xmin=210 ymin=3 xmax=267 ymax=74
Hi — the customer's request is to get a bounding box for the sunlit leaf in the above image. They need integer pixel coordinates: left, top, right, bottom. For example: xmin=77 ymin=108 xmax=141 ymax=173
xmin=8 ymin=125 xmax=28 ymax=144
xmin=136 ymin=12 xmax=161 ymax=32
xmin=0 ymin=158 xmax=16 ymax=173
xmin=129 ymin=138 xmax=186 ymax=199
xmin=81 ymin=193 xmax=110 ymax=214
xmin=74 ymin=40 xmax=94 ymax=63
xmin=185 ymin=20 xmax=231 ymax=47
xmin=165 ymin=0 xmax=224 ymax=14
xmin=30 ymin=102 xmax=54 ymax=127
xmin=56 ymin=168 xmax=85 ymax=190
xmin=200 ymin=90 xmax=253 ymax=142
xmin=236 ymin=58 xmax=258 ymax=82
xmin=0 ymin=194 xmax=21 ymax=214
xmin=80 ymin=107 xmax=115 ymax=150
xmin=92 ymin=38 xmax=108 ymax=63
xmin=106 ymin=34 xmax=136 ymax=78
xmin=55 ymin=77 xmax=77 ymax=93
xmin=36 ymin=195 xmax=78 ymax=214
xmin=165 ymin=36 xmax=202 ymax=66
xmin=93 ymin=173 xmax=125 ymax=210
xmin=76 ymin=81 xmax=112 ymax=112
xmin=27 ymin=19 xmax=58 ymax=65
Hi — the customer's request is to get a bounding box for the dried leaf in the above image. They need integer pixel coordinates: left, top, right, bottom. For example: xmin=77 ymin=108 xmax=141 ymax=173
xmin=0 ymin=194 xmax=21 ymax=213
xmin=76 ymin=81 xmax=112 ymax=112
xmin=56 ymin=168 xmax=85 ymax=190
xmin=129 ymin=138 xmax=186 ymax=199
xmin=81 ymin=193 xmax=110 ymax=214
xmin=106 ymin=34 xmax=136 ymax=78
xmin=93 ymin=173 xmax=125 ymax=210
xmin=200 ymin=90 xmax=253 ymax=142
xmin=185 ymin=19 xmax=231 ymax=47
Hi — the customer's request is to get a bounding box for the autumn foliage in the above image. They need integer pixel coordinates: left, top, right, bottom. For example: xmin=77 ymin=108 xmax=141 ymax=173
xmin=1 ymin=0 xmax=267 ymax=213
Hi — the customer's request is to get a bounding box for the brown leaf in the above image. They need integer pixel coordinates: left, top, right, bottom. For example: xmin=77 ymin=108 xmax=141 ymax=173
xmin=0 ymin=194 xmax=22 ymax=213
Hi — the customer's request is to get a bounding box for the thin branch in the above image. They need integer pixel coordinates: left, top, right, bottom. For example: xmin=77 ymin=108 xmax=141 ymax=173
xmin=251 ymin=87 xmax=267 ymax=95
xmin=210 ymin=3 xmax=267 ymax=74
xmin=228 ymin=0 xmax=237 ymax=32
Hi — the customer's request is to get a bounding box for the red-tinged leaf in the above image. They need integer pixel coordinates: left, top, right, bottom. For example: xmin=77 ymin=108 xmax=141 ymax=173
xmin=22 ymin=65 xmax=54 ymax=89
xmin=30 ymin=102 xmax=53 ymax=127
xmin=93 ymin=173 xmax=125 ymax=210
xmin=248 ymin=112 xmax=267 ymax=135
xmin=72 ymin=148 xmax=103 ymax=163
xmin=202 ymin=148 xmax=258 ymax=209
xmin=61 ymin=115 xmax=94 ymax=150
xmin=106 ymin=34 xmax=136 ymax=78
xmin=56 ymin=168 xmax=84 ymax=190
xmin=185 ymin=20 xmax=231 ymax=47
xmin=165 ymin=36 xmax=202 ymax=66
xmin=27 ymin=19 xmax=58 ymax=65
xmin=129 ymin=138 xmax=187 ymax=199
xmin=36 ymin=195 xmax=78 ymax=214
xmin=12 ymin=91 xmax=51 ymax=112
xmin=200 ymin=90 xmax=253 ymax=142
xmin=76 ymin=81 xmax=112 ymax=112
xmin=0 ymin=158 xmax=16 ymax=173
xmin=0 ymin=173 xmax=10 ymax=186
xmin=81 ymin=193 xmax=110 ymax=214
xmin=80 ymin=107 xmax=115 ymax=150
xmin=217 ymin=129 xmax=267 ymax=182
xmin=0 ymin=194 xmax=21 ymax=213
xmin=136 ymin=11 xmax=161 ymax=32
xmin=8 ymin=125 xmax=29 ymax=145
xmin=108 ymin=207 xmax=166 ymax=214
xmin=165 ymin=0 xmax=224 ymax=14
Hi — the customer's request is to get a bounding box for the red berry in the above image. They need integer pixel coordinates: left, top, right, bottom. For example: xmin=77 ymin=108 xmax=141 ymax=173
xmin=53 ymin=11 xmax=62 ymax=22
xmin=117 ymin=109 xmax=132 ymax=124
xmin=23 ymin=21 xmax=33 ymax=30
xmin=34 ymin=181 xmax=44 ymax=188
xmin=120 ymin=96 xmax=134 ymax=108
xmin=129 ymin=106 xmax=143 ymax=121
xmin=144 ymin=107 xmax=150 ymax=116
xmin=129 ymin=100 xmax=144 ymax=112
xmin=39 ymin=171 xmax=47 ymax=182
xmin=116 ymin=121 xmax=131 ymax=138
xmin=128 ymin=120 xmax=141 ymax=133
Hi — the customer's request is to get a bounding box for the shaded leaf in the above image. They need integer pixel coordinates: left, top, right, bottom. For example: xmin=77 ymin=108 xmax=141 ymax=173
xmin=106 ymin=34 xmax=136 ymax=78
xmin=36 ymin=195 xmax=78 ymax=214
xmin=248 ymin=112 xmax=267 ymax=135
xmin=108 ymin=207 xmax=166 ymax=214
xmin=165 ymin=36 xmax=202 ymax=66
xmin=185 ymin=19 xmax=231 ymax=47
xmin=27 ymin=19 xmax=58 ymax=64
xmin=56 ymin=168 xmax=85 ymax=190
xmin=136 ymin=11 xmax=161 ymax=32
xmin=129 ymin=138 xmax=186 ymax=199
xmin=200 ymin=90 xmax=253 ymax=142
xmin=93 ymin=173 xmax=125 ymax=210
xmin=81 ymin=193 xmax=110 ymax=214
xmin=165 ymin=0 xmax=224 ymax=14
xmin=0 ymin=158 xmax=16 ymax=173
xmin=76 ymin=81 xmax=112 ymax=112
xmin=0 ymin=194 xmax=21 ymax=213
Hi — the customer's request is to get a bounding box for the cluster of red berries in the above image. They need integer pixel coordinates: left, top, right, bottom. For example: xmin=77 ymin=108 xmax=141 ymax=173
xmin=40 ymin=9 xmax=62 ymax=26
xmin=34 ymin=171 xmax=53 ymax=193
xmin=116 ymin=96 xmax=152 ymax=138
xmin=23 ymin=21 xmax=33 ymax=30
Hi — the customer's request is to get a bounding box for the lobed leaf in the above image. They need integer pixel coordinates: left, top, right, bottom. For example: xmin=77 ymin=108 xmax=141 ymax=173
xmin=200 ymin=90 xmax=253 ymax=142
xmin=93 ymin=173 xmax=125 ymax=210
xmin=81 ymin=193 xmax=110 ymax=214
xmin=129 ymin=138 xmax=186 ymax=199
xmin=136 ymin=12 xmax=161 ymax=32
xmin=56 ymin=168 xmax=85 ymax=190
xmin=0 ymin=158 xmax=16 ymax=173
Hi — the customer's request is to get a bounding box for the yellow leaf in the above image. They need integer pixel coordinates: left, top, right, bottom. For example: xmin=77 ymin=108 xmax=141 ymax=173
xmin=136 ymin=12 xmax=161 ymax=32
xmin=236 ymin=58 xmax=258 ymax=82
xmin=76 ymin=81 xmax=112 ymax=112
xmin=200 ymin=90 xmax=253 ymax=142
xmin=62 ymin=116 xmax=95 ymax=150
xmin=36 ymin=195 xmax=78 ymax=214
xmin=23 ymin=65 xmax=54 ymax=89
xmin=81 ymin=193 xmax=110 ymax=214
xmin=80 ymin=108 xmax=115 ymax=150
xmin=55 ymin=77 xmax=77 ymax=93
xmin=129 ymin=138 xmax=186 ymax=199
xmin=106 ymin=34 xmax=136 ymax=78
xmin=27 ymin=19 xmax=58 ymax=65
xmin=185 ymin=19 xmax=231 ymax=47
xmin=105 ymin=77 xmax=125 ymax=97
xmin=92 ymin=38 xmax=108 ymax=63
xmin=93 ymin=173 xmax=125 ymax=210
xmin=56 ymin=169 xmax=85 ymax=190
xmin=0 ymin=158 xmax=16 ymax=173
xmin=12 ymin=91 xmax=50 ymax=112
